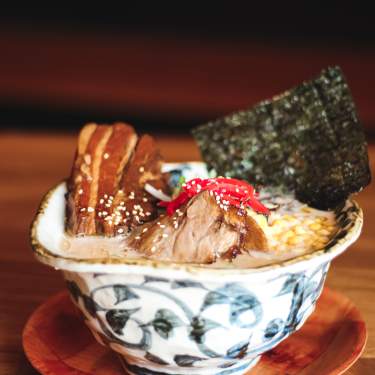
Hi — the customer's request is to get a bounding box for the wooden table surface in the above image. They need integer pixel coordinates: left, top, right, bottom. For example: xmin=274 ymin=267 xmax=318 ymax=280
xmin=0 ymin=132 xmax=374 ymax=374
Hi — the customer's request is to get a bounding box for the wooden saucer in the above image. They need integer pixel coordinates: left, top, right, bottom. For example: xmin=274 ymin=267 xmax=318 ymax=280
xmin=23 ymin=287 xmax=366 ymax=375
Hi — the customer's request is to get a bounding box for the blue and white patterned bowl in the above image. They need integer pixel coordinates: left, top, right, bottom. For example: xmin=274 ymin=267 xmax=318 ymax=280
xmin=30 ymin=163 xmax=363 ymax=375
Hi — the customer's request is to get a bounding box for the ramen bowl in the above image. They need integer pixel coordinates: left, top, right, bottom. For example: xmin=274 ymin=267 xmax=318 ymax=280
xmin=30 ymin=163 xmax=363 ymax=375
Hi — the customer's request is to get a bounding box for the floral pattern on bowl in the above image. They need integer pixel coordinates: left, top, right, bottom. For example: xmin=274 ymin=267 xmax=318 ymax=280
xmin=64 ymin=260 xmax=328 ymax=375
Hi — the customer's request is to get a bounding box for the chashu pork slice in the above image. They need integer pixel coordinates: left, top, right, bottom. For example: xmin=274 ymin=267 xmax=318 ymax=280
xmin=127 ymin=191 xmax=268 ymax=263
xmin=109 ymin=134 xmax=169 ymax=235
xmin=66 ymin=122 xmax=138 ymax=236
xmin=66 ymin=124 xmax=113 ymax=235
xmin=95 ymin=123 xmax=138 ymax=235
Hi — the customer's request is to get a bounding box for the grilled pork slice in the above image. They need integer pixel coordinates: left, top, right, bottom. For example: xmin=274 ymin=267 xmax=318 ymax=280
xmin=95 ymin=124 xmax=138 ymax=235
xmin=103 ymin=134 xmax=169 ymax=235
xmin=127 ymin=191 xmax=268 ymax=263
xmin=66 ymin=124 xmax=113 ymax=235
xmin=66 ymin=123 xmax=168 ymax=236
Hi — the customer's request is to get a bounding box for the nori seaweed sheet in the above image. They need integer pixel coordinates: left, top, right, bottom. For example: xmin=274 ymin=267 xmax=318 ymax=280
xmin=192 ymin=66 xmax=371 ymax=210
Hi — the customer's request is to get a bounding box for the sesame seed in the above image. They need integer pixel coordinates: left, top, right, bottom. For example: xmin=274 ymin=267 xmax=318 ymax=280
xmin=102 ymin=211 xmax=108 ymax=216
xmin=151 ymin=246 xmax=156 ymax=252
xmin=103 ymin=153 xmax=109 ymax=159
xmin=143 ymin=197 xmax=148 ymax=202
xmin=126 ymin=212 xmax=130 ymax=216
xmin=135 ymin=235 xmax=141 ymax=240
xmin=162 ymin=233 xmax=169 ymax=238
xmin=142 ymin=228 xmax=148 ymax=233
xmin=117 ymin=228 xmax=124 ymax=234
xmin=105 ymin=203 xmax=111 ymax=208
xmin=99 ymin=198 xmax=104 ymax=204
xmin=87 ymin=207 xmax=94 ymax=213
xmin=160 ymin=224 xmax=166 ymax=228
xmin=78 ymin=188 xmax=83 ymax=195
xmin=139 ymin=166 xmax=145 ymax=173
xmin=146 ymin=212 xmax=151 ymax=216
xmin=80 ymin=207 xmax=86 ymax=212
xmin=84 ymin=154 xmax=91 ymax=165
xmin=104 ymin=194 xmax=108 ymax=199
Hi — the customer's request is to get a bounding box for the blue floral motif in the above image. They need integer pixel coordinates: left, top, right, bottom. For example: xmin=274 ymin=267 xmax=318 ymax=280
xmin=189 ymin=316 xmax=221 ymax=344
xmin=144 ymin=352 xmax=169 ymax=365
xmin=226 ymin=340 xmax=250 ymax=359
xmin=152 ymin=309 xmax=183 ymax=339
xmin=66 ymin=261 xmax=329 ymax=374
xmin=112 ymin=284 xmax=139 ymax=304
xmin=106 ymin=308 xmax=140 ymax=334
xmin=201 ymin=283 xmax=262 ymax=329
xmin=171 ymin=279 xmax=205 ymax=289
xmin=280 ymin=263 xmax=328 ymax=335
xmin=173 ymin=354 xmax=205 ymax=367
xmin=264 ymin=318 xmax=284 ymax=339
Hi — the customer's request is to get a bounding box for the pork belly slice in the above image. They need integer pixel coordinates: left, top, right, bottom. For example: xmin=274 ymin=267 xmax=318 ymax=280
xmin=66 ymin=123 xmax=168 ymax=236
xmin=109 ymin=135 xmax=169 ymax=235
xmin=96 ymin=124 xmax=138 ymax=235
xmin=66 ymin=124 xmax=113 ymax=235
xmin=127 ymin=191 xmax=268 ymax=263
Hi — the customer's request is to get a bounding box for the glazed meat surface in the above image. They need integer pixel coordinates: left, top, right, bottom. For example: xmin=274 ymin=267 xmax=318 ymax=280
xmin=66 ymin=123 xmax=168 ymax=236
xmin=127 ymin=191 xmax=268 ymax=263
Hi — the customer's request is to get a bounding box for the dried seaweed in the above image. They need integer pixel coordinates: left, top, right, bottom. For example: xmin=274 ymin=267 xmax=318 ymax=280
xmin=192 ymin=67 xmax=371 ymax=209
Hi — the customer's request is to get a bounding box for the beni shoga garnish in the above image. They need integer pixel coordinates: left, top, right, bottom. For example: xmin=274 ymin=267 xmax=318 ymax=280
xmin=158 ymin=177 xmax=270 ymax=216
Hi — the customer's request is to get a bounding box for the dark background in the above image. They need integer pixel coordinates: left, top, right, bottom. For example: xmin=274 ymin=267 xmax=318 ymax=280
xmin=0 ymin=3 xmax=374 ymax=135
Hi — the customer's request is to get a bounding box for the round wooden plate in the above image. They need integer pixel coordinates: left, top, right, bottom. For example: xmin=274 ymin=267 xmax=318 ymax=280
xmin=23 ymin=288 xmax=366 ymax=375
